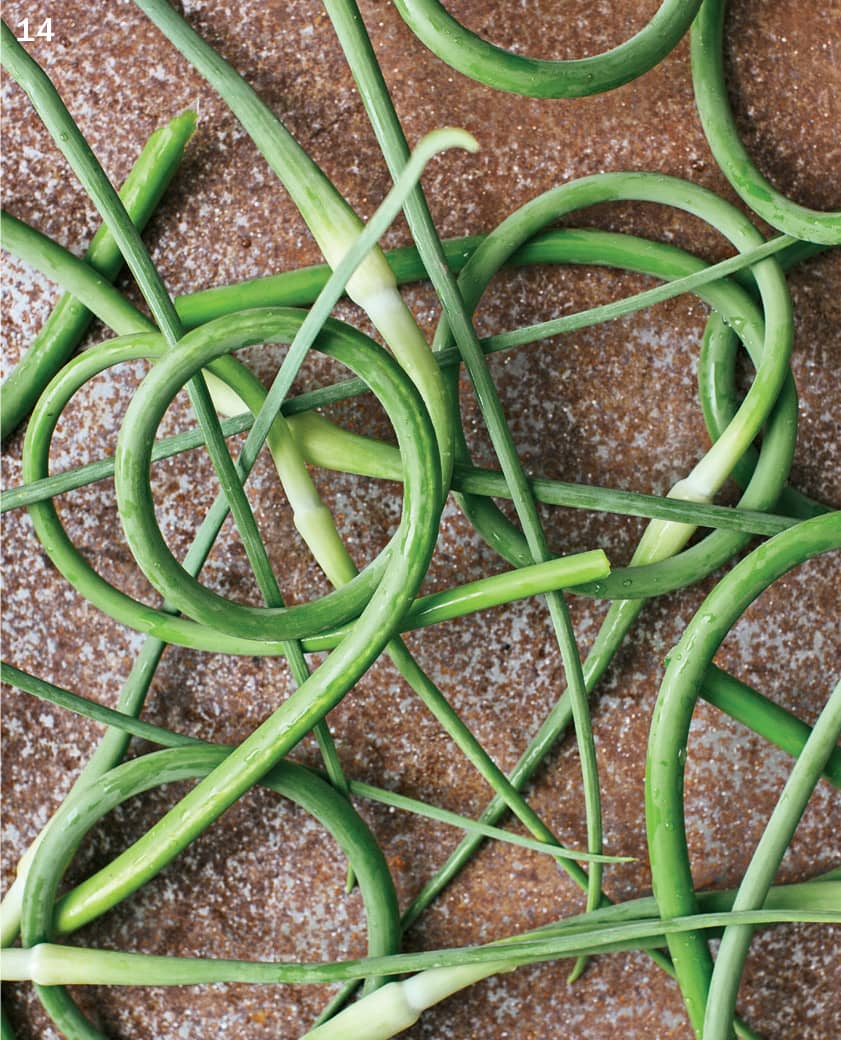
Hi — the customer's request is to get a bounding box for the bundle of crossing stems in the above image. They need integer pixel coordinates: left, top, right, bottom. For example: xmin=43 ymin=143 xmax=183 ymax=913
xmin=1 ymin=1 xmax=839 ymax=1038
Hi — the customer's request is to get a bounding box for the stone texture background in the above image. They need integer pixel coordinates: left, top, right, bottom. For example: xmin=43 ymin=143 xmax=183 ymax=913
xmin=2 ymin=1 xmax=840 ymax=1038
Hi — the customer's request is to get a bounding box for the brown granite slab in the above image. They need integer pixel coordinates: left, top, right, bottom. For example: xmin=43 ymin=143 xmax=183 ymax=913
xmin=2 ymin=2 xmax=840 ymax=1038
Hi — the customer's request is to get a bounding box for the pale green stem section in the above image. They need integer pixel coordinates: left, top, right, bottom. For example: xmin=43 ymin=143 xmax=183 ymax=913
xmin=302 ymin=962 xmax=516 ymax=1040
xmin=134 ymin=0 xmax=458 ymax=485
xmin=3 ymin=906 xmax=838 ymax=986
xmin=0 ymin=838 xmax=44 ymax=949
xmin=203 ymin=374 xmax=356 ymax=587
xmin=207 ymin=379 xmax=613 ymax=869
xmin=16 ymin=128 xmax=472 ymax=948
xmin=303 ymin=551 xmax=610 ymax=651
xmin=209 ymin=357 xmax=612 ymax=876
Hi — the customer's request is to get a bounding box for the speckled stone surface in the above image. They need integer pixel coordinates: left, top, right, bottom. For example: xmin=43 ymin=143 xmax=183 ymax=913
xmin=2 ymin=2 xmax=840 ymax=1038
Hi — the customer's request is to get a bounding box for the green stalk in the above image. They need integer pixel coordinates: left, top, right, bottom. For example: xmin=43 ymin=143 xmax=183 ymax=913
xmin=10 ymin=659 xmax=839 ymax=800
xmin=1 ymin=109 xmax=196 ymax=441
xmin=324 ymin=0 xmax=604 ymax=945
xmin=133 ymin=0 xmax=455 ymax=487
xmin=646 ymin=513 xmax=841 ymax=1036
xmin=1 ymin=211 xmax=155 ymax=334
xmin=484 ymin=233 xmax=794 ymax=354
xmin=704 ymin=677 xmax=841 ymax=1039
xmin=19 ymin=131 xmax=469 ymax=953
xmin=306 ymin=550 xmax=610 ymax=648
xmin=1 ymin=662 xmax=625 ymax=869
xmin=692 ymin=0 xmax=841 ymax=244
xmin=5 ymin=908 xmax=838 ymax=987
xmin=1 ymin=21 xmax=296 ymax=691
xmin=697 ymin=312 xmax=824 ymax=522
xmin=390 ymin=0 xmax=702 ymax=98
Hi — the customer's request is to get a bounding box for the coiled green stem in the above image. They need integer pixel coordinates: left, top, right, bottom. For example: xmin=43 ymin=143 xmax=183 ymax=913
xmin=392 ymin=0 xmax=703 ymax=98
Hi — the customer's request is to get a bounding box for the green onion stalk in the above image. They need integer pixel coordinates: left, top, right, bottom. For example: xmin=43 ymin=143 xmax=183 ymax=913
xmin=6 ymin=125 xmax=494 ymax=1040
xmin=0 ymin=121 xmax=476 ymax=952
xmin=0 ymin=109 xmax=196 ymax=441
xmin=390 ymin=0 xmax=703 ymax=98
xmin=132 ymin=0 xmax=456 ymax=491
xmin=0 ymin=20 xmax=357 ymax=881
xmin=647 ymin=511 xmax=841 ymax=1037
xmin=6 ymin=903 xmax=839 ymax=988
xmin=398 ymin=169 xmax=799 ymax=954
xmin=691 ymin=0 xmax=841 ymax=246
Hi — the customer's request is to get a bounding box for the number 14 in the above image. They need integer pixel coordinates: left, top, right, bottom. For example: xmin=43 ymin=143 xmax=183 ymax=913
xmin=16 ymin=18 xmax=54 ymax=43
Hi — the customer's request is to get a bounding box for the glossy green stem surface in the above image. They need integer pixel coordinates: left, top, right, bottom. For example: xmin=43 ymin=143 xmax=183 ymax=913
xmin=392 ymin=0 xmax=703 ymax=98
xmin=646 ymin=512 xmax=841 ymax=1037
xmin=692 ymin=0 xmax=841 ymax=244
xmin=0 ymin=109 xmax=196 ymax=441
